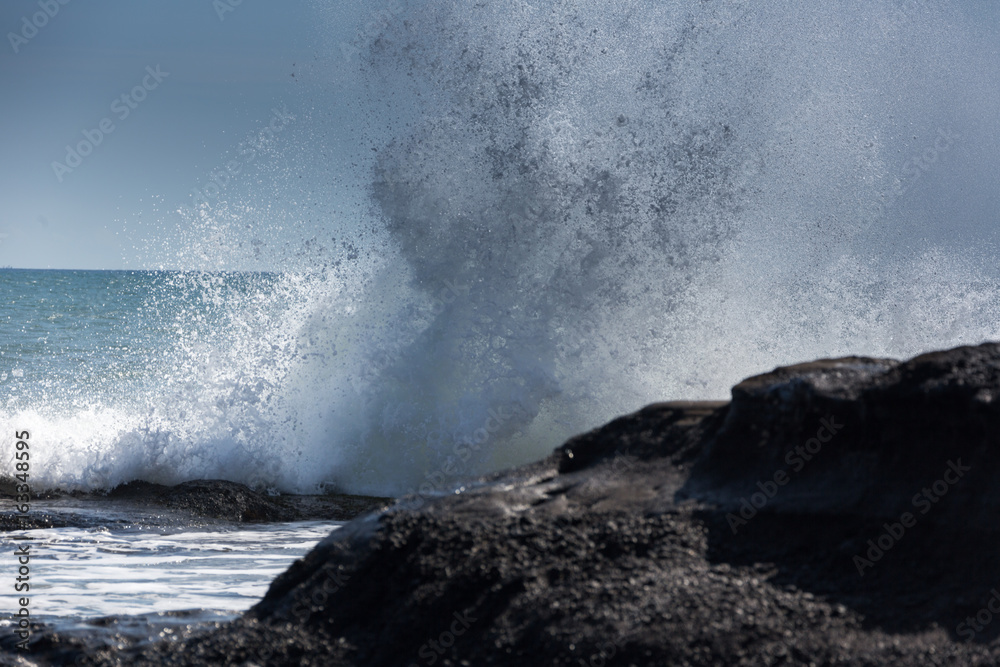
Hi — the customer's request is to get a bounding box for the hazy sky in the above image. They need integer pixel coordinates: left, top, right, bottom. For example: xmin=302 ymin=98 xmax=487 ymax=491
xmin=0 ymin=1 xmax=384 ymax=270
xmin=3 ymin=1 xmax=999 ymax=271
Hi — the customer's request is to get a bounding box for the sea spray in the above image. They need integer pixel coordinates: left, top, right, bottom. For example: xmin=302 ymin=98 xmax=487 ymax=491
xmin=328 ymin=0 xmax=1000 ymax=491
xmin=6 ymin=0 xmax=1000 ymax=496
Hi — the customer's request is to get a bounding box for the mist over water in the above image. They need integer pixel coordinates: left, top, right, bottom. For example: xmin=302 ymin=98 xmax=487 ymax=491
xmin=6 ymin=1 xmax=1000 ymax=496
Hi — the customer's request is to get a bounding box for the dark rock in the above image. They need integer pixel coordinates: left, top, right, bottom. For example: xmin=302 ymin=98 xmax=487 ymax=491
xmin=0 ymin=479 xmax=392 ymax=530
xmin=689 ymin=344 xmax=1000 ymax=526
xmin=17 ymin=343 xmax=1000 ymax=665
xmin=106 ymin=479 xmax=299 ymax=523
xmin=113 ymin=480 xmax=392 ymax=523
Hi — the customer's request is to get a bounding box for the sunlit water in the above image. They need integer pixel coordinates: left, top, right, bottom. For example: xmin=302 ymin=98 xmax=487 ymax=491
xmin=0 ymin=519 xmax=340 ymax=620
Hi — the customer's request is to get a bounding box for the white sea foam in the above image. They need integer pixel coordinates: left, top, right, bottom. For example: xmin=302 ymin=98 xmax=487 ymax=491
xmin=0 ymin=521 xmax=340 ymax=618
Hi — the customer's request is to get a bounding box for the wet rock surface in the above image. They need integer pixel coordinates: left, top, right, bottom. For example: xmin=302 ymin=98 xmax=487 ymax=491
xmin=0 ymin=479 xmax=392 ymax=528
xmin=11 ymin=343 xmax=1000 ymax=665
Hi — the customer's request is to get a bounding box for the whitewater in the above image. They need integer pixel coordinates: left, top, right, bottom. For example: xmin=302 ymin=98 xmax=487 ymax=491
xmin=3 ymin=0 xmax=1000 ymax=500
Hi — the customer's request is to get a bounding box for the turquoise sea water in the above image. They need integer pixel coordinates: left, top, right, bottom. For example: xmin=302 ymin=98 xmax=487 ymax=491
xmin=2 ymin=269 xmax=345 ymax=621
xmin=0 ymin=268 xmax=325 ymax=494
xmin=2 ymin=269 xmax=275 ymax=410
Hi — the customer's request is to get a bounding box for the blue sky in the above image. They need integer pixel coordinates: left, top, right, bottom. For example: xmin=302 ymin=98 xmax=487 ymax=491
xmin=3 ymin=1 xmax=999 ymax=270
xmin=0 ymin=1 xmax=386 ymax=269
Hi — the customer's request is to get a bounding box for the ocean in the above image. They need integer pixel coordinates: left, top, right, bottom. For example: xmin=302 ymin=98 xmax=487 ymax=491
xmin=3 ymin=0 xmax=1000 ymax=637
xmin=0 ymin=516 xmax=341 ymax=619
xmin=1 ymin=269 xmax=345 ymax=628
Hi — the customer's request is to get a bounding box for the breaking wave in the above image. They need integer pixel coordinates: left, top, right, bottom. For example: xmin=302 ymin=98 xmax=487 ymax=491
xmin=7 ymin=0 xmax=1000 ymax=496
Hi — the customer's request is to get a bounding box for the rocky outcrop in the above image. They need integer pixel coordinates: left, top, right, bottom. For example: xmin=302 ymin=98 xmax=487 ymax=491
xmin=0 ymin=479 xmax=392 ymax=529
xmin=688 ymin=346 xmax=1000 ymax=527
xmin=107 ymin=480 xmax=392 ymax=523
xmin=20 ymin=343 xmax=1000 ymax=665
xmin=105 ymin=479 xmax=302 ymax=522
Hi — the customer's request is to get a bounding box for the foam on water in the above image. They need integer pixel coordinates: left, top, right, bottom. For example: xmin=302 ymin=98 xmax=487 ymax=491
xmin=0 ymin=521 xmax=341 ymax=618
xmin=4 ymin=0 xmax=1000 ymax=496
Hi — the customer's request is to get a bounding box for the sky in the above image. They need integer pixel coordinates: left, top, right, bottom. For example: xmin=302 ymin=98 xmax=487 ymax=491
xmin=0 ymin=0 xmax=388 ymax=270
xmin=2 ymin=1 xmax=999 ymax=271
